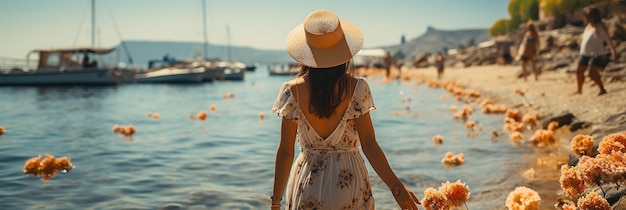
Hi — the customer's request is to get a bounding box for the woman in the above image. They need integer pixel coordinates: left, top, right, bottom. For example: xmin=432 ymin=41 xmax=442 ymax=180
xmin=572 ymin=6 xmax=617 ymax=95
xmin=435 ymin=51 xmax=445 ymax=79
xmin=517 ymin=22 xmax=540 ymax=81
xmin=271 ymin=10 xmax=420 ymax=210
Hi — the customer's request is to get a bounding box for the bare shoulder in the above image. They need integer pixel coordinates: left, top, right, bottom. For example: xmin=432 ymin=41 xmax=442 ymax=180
xmin=285 ymin=76 xmax=304 ymax=87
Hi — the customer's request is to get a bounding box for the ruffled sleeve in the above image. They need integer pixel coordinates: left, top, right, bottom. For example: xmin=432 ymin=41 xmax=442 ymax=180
xmin=346 ymin=77 xmax=376 ymax=119
xmin=271 ymin=82 xmax=298 ymax=120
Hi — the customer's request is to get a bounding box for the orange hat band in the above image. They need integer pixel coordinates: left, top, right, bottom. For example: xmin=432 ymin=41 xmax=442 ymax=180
xmin=305 ymin=22 xmax=345 ymax=49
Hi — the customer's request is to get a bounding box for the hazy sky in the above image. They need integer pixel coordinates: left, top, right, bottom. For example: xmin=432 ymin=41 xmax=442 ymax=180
xmin=0 ymin=0 xmax=509 ymax=58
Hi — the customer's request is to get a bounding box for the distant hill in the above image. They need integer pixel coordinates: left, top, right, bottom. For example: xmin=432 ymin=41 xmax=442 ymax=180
xmin=110 ymin=27 xmax=490 ymax=68
xmin=111 ymin=40 xmax=293 ymax=69
xmin=382 ymin=26 xmax=491 ymax=61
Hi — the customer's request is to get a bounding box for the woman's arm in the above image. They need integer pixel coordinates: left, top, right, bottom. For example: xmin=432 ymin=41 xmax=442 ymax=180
xmin=600 ymin=25 xmax=618 ymax=60
xmin=271 ymin=118 xmax=297 ymax=209
xmin=355 ymin=112 xmax=420 ymax=209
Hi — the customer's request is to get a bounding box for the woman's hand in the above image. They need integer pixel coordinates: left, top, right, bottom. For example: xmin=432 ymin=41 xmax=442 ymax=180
xmin=394 ymin=186 xmax=421 ymax=210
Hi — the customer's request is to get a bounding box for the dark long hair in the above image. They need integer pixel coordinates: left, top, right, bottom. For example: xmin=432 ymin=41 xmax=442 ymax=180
xmin=297 ymin=62 xmax=349 ymax=118
xmin=583 ymin=6 xmax=606 ymax=29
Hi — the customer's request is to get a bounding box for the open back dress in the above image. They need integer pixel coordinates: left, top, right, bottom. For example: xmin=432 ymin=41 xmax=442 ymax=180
xmin=272 ymin=77 xmax=376 ymax=210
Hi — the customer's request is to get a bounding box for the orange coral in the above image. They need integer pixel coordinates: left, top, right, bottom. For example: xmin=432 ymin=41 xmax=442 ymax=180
xmin=522 ymin=111 xmax=539 ymax=127
xmin=197 ymin=111 xmax=208 ymax=121
xmin=577 ymin=191 xmax=610 ymax=210
xmin=528 ymin=129 xmax=555 ymax=148
xmin=559 ymin=165 xmax=585 ymax=198
xmin=597 ymin=132 xmax=626 ymax=154
xmin=510 ymin=131 xmax=524 ymax=145
xmin=112 ymin=124 xmax=136 ymax=136
xmin=433 ymin=135 xmax=444 ymax=145
xmin=505 ymin=186 xmax=541 ymax=210
xmin=421 ymin=187 xmax=450 ymax=210
xmin=438 ymin=180 xmax=470 ymax=207
xmin=210 ymin=104 xmax=217 ymax=112
xmin=547 ymin=121 xmax=559 ymax=131
xmin=23 ymin=154 xmax=73 ymax=181
xmin=571 ymin=134 xmax=595 ymax=156
xmin=441 ymin=152 xmax=464 ymax=167
xmin=0 ymin=126 xmax=5 ymax=135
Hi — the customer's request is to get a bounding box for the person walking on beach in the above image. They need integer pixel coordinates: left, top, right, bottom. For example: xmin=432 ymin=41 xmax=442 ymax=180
xmin=384 ymin=51 xmax=394 ymax=79
xmin=516 ymin=21 xmax=541 ymax=81
xmin=271 ymin=9 xmax=420 ymax=210
xmin=572 ymin=6 xmax=618 ymax=96
xmin=435 ymin=51 xmax=445 ymax=79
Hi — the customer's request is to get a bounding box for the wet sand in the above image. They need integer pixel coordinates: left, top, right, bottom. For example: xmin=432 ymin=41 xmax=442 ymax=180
xmin=403 ymin=64 xmax=626 ymax=208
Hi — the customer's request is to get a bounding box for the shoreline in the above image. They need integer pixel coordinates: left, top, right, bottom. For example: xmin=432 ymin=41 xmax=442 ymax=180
xmin=358 ymin=64 xmax=626 ymax=208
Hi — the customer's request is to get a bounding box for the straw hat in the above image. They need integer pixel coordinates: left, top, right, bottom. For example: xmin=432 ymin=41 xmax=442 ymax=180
xmin=286 ymin=10 xmax=363 ymax=68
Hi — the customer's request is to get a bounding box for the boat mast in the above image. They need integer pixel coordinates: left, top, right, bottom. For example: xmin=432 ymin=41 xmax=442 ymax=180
xmin=92 ymin=0 xmax=95 ymax=47
xmin=226 ymin=24 xmax=231 ymax=62
xmin=202 ymin=0 xmax=208 ymax=60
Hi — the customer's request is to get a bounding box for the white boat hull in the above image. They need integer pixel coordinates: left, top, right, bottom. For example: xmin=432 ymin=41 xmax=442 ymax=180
xmin=0 ymin=68 xmax=121 ymax=85
xmin=135 ymin=67 xmax=204 ymax=83
xmin=222 ymin=67 xmax=245 ymax=81
xmin=203 ymin=66 xmax=226 ymax=82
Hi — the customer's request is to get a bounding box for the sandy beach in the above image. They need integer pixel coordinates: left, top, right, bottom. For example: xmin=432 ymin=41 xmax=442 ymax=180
xmin=399 ymin=64 xmax=626 ymax=208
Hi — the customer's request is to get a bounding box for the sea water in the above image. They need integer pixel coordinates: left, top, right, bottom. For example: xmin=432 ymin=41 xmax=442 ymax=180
xmin=0 ymin=66 xmax=555 ymax=209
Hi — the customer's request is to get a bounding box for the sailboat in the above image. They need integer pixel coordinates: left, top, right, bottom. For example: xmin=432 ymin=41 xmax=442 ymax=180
xmin=200 ymin=0 xmax=228 ymax=82
xmin=220 ymin=25 xmax=245 ymax=81
xmin=133 ymin=55 xmax=205 ymax=83
xmin=0 ymin=0 xmax=125 ymax=85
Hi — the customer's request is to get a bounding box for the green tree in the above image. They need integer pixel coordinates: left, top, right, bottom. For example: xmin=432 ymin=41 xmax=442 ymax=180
xmin=401 ymin=35 xmax=406 ymax=44
xmin=489 ymin=18 xmax=511 ymax=37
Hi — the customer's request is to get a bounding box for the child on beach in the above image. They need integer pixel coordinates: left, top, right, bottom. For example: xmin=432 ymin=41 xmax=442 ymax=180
xmin=270 ymin=9 xmax=420 ymax=210
xmin=435 ymin=51 xmax=445 ymax=79
xmin=572 ymin=6 xmax=618 ymax=96
xmin=516 ymin=22 xmax=541 ymax=81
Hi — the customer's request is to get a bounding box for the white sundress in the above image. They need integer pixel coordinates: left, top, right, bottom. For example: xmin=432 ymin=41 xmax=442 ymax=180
xmin=272 ymin=77 xmax=377 ymax=210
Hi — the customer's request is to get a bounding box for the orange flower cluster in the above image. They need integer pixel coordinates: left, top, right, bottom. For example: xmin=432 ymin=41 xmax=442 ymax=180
xmin=505 ymin=186 xmax=541 ymax=210
xmin=190 ymin=111 xmax=208 ymax=121
xmin=223 ymin=92 xmax=234 ymax=99
xmin=597 ymin=132 xmax=626 ymax=154
xmin=432 ymin=135 xmax=444 ymax=145
xmin=210 ymin=104 xmax=217 ymax=112
xmin=559 ymin=165 xmax=586 ymax=198
xmin=509 ymin=131 xmax=524 ymax=145
xmin=465 ymin=120 xmax=477 ymax=131
xmin=558 ymin=132 xmax=626 ymax=208
xmin=482 ymin=103 xmax=508 ymax=114
xmin=506 ymin=109 xmax=522 ymax=122
xmin=521 ymin=111 xmax=539 ymax=127
xmin=146 ymin=112 xmax=160 ymax=119
xmin=570 ymin=134 xmax=595 ymax=156
xmin=421 ymin=180 xmax=471 ymax=210
xmin=23 ymin=154 xmax=73 ymax=181
xmin=0 ymin=126 xmax=5 ymax=135
xmin=421 ymin=188 xmax=450 ymax=210
xmin=528 ymin=129 xmax=555 ymax=148
xmin=577 ymin=192 xmax=610 ymax=210
xmin=112 ymin=124 xmax=136 ymax=136
xmin=441 ymin=152 xmax=464 ymax=167
xmin=453 ymin=105 xmax=474 ymax=120
xmin=547 ymin=121 xmax=559 ymax=131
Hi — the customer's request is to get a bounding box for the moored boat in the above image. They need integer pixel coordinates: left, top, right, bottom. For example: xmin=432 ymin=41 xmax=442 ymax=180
xmin=0 ymin=47 xmax=125 ymax=86
xmin=134 ymin=58 xmax=205 ymax=83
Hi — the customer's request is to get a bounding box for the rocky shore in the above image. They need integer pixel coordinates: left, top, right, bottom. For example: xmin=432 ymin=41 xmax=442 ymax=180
xmin=405 ymin=64 xmax=626 ymax=209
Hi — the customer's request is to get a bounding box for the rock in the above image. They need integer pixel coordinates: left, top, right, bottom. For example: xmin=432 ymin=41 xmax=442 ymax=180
xmin=543 ymin=112 xmax=577 ymax=129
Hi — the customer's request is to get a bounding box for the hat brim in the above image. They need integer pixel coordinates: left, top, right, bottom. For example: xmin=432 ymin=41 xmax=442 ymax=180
xmin=286 ymin=20 xmax=363 ymax=68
